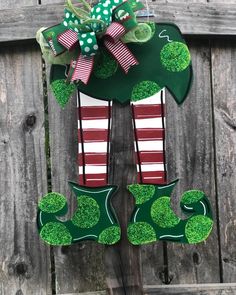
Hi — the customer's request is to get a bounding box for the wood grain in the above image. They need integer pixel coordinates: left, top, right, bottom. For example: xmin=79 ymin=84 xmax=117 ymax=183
xmin=2 ymin=2 xmax=236 ymax=43
xmin=140 ymin=92 xmax=170 ymax=287
xmin=45 ymin=72 xmax=107 ymax=293
xmin=57 ymin=292 xmax=107 ymax=295
xmin=42 ymin=0 xmax=108 ymax=293
xmin=0 ymin=0 xmax=37 ymax=9
xmin=55 ymin=283 xmax=236 ymax=295
xmin=1 ymin=0 xmax=236 ymax=292
xmin=105 ymin=102 xmax=143 ymax=295
xmin=165 ymin=39 xmax=220 ymax=284
xmin=0 ymin=44 xmax=50 ymax=294
xmin=144 ymin=283 xmax=236 ymax=294
xmin=141 ymin=242 xmax=165 ymax=286
xmin=211 ymin=40 xmax=236 ymax=283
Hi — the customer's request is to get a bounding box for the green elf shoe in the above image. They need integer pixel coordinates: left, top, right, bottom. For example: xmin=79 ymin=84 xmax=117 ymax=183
xmin=127 ymin=181 xmax=213 ymax=245
xmin=37 ymin=182 xmax=121 ymax=246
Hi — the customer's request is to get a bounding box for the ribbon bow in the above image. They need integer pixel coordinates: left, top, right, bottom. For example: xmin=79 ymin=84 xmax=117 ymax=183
xmin=42 ymin=0 xmax=145 ymax=84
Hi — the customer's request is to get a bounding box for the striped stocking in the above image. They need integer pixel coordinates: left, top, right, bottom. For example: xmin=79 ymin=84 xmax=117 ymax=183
xmin=131 ymin=90 xmax=167 ymax=184
xmin=77 ymin=93 xmax=112 ymax=187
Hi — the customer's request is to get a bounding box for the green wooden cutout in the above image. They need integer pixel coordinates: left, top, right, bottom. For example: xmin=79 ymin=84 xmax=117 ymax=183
xmin=50 ymin=23 xmax=192 ymax=105
xmin=37 ymin=182 xmax=121 ymax=245
xmin=127 ymin=181 xmax=213 ymax=245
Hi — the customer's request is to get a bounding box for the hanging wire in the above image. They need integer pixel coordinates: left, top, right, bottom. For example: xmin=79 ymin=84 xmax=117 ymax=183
xmin=145 ymin=0 xmax=150 ymax=22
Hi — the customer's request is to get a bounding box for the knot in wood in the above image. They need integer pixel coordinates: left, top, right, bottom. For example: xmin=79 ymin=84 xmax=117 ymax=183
xmin=192 ymin=251 xmax=201 ymax=265
xmin=159 ymin=270 xmax=173 ymax=284
xmin=25 ymin=115 xmax=36 ymax=128
xmin=8 ymin=261 xmax=30 ymax=278
xmin=223 ymin=258 xmax=229 ymax=263
xmin=24 ymin=114 xmax=37 ymax=132
xmin=15 ymin=262 xmax=28 ymax=276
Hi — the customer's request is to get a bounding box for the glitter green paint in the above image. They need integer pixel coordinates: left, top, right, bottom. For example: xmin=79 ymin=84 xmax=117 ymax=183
xmin=131 ymin=81 xmax=161 ymax=102
xmin=151 ymin=196 xmax=180 ymax=228
xmin=128 ymin=182 xmax=213 ymax=245
xmin=98 ymin=226 xmax=121 ymax=245
xmin=128 ymin=184 xmax=155 ymax=205
xmin=51 ymin=80 xmax=76 ymax=107
xmin=40 ymin=222 xmax=72 ymax=245
xmin=127 ymin=222 xmax=156 ymax=245
xmin=185 ymin=215 xmax=213 ymax=244
xmin=181 ymin=190 xmax=205 ymax=205
xmin=39 ymin=192 xmax=67 ymax=213
xmin=71 ymin=195 xmax=100 ymax=228
xmin=37 ymin=183 xmax=121 ymax=246
xmin=160 ymin=42 xmax=191 ymax=72
xmin=93 ymin=49 xmax=118 ymax=79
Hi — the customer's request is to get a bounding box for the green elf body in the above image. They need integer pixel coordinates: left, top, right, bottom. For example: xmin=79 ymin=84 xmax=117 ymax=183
xmin=36 ymin=0 xmax=213 ymax=246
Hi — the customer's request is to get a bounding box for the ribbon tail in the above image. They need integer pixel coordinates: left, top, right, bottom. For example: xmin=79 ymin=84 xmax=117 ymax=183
xmin=104 ymin=39 xmax=138 ymax=74
xmin=68 ymin=54 xmax=94 ymax=84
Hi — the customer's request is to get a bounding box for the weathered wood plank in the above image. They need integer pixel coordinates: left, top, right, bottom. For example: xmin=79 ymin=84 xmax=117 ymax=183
xmin=57 ymin=294 xmax=106 ymax=295
xmin=0 ymin=44 xmax=51 ymax=294
xmin=55 ymin=283 xmax=236 ymax=295
xmin=144 ymin=283 xmax=236 ymax=294
xmin=211 ymin=40 xmax=236 ymax=282
xmin=43 ymin=0 xmax=143 ymax=290
xmin=140 ymin=92 xmax=169 ymax=287
xmin=45 ymin=73 xmax=107 ymax=293
xmin=43 ymin=0 xmax=108 ymax=289
xmin=141 ymin=242 xmax=165 ymax=286
xmin=209 ymin=0 xmax=236 ymax=2
xmin=165 ymin=39 xmax=220 ymax=283
xmin=105 ymin=102 xmax=143 ymax=295
xmin=2 ymin=2 xmax=236 ymax=42
xmin=0 ymin=0 xmax=36 ymax=9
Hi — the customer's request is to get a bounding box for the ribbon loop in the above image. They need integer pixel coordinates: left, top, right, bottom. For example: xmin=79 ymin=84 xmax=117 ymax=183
xmin=104 ymin=39 xmax=138 ymax=74
xmin=72 ymin=55 xmax=94 ymax=84
xmin=104 ymin=22 xmax=126 ymax=43
xmin=103 ymin=21 xmax=138 ymax=74
xmin=58 ymin=29 xmax=78 ymax=51
xmin=78 ymin=32 xmax=98 ymax=56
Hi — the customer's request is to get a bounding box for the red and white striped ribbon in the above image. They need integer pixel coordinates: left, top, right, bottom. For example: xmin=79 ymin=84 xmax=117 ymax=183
xmin=104 ymin=22 xmax=138 ymax=74
xmin=57 ymin=23 xmax=138 ymax=82
xmin=58 ymin=29 xmax=78 ymax=50
xmin=71 ymin=55 xmax=94 ymax=84
xmin=105 ymin=22 xmax=126 ymax=42
xmin=57 ymin=29 xmax=94 ymax=84
xmin=132 ymin=90 xmax=167 ymax=184
xmin=77 ymin=93 xmax=112 ymax=187
xmin=104 ymin=40 xmax=138 ymax=73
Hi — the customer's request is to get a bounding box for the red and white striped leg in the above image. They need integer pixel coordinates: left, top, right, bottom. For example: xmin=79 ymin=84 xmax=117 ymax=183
xmin=131 ymin=90 xmax=167 ymax=184
xmin=77 ymin=93 xmax=112 ymax=187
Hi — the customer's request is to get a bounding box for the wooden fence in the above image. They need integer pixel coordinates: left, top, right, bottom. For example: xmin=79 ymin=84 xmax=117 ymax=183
xmin=0 ymin=0 xmax=236 ymax=294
